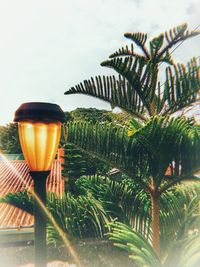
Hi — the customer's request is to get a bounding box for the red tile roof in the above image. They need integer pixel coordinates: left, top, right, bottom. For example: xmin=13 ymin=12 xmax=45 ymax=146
xmin=0 ymin=160 xmax=64 ymax=229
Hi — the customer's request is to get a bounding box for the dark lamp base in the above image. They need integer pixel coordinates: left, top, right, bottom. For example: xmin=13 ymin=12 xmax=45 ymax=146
xmin=30 ymin=170 xmax=50 ymax=267
xmin=30 ymin=170 xmax=51 ymax=180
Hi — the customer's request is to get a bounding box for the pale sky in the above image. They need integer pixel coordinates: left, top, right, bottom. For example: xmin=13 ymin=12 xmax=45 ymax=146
xmin=0 ymin=0 xmax=199 ymax=125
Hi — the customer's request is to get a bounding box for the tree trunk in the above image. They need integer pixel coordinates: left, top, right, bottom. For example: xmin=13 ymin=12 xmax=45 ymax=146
xmin=151 ymin=194 xmax=160 ymax=256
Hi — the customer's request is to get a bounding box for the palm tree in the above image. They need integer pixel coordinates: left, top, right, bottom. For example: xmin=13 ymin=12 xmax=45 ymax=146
xmin=64 ymin=23 xmax=200 ymax=255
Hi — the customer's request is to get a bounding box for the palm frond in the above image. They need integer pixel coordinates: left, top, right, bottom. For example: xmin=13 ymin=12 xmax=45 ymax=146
xmin=65 ymin=75 xmax=146 ymax=120
xmin=128 ymin=116 xmax=200 ymax=184
xmin=107 ymin=221 xmax=161 ymax=267
xmin=149 ymin=34 xmax=164 ymax=58
xmin=67 ymin=121 xmax=152 ymax=192
xmin=124 ymin=32 xmax=150 ymax=59
xmin=159 ymin=58 xmax=200 ymax=115
xmin=108 ymin=221 xmax=200 ymax=267
xmin=109 ymin=43 xmax=146 ymax=59
xmin=47 ymin=192 xmax=111 ymax=242
xmin=76 ymin=175 xmax=151 ymax=239
xmin=65 ymin=24 xmax=199 ymax=120
xmin=101 ymin=57 xmax=145 ymax=94
xmin=101 ymin=57 xmax=159 ymax=115
xmin=66 ymin=117 xmax=200 ymax=192
xmin=158 ymin=23 xmax=200 ymax=60
xmin=0 ymin=191 xmax=33 ymax=214
xmin=159 ymin=182 xmax=200 ymax=252
xmin=128 ymin=118 xmax=142 ymax=136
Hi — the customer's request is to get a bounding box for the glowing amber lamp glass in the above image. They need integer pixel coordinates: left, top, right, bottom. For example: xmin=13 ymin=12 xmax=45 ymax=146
xmin=18 ymin=121 xmax=61 ymax=171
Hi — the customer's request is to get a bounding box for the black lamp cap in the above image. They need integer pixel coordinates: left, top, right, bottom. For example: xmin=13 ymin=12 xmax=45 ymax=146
xmin=14 ymin=102 xmax=65 ymax=123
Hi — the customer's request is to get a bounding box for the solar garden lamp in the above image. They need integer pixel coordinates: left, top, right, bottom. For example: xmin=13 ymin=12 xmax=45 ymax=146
xmin=14 ymin=102 xmax=65 ymax=267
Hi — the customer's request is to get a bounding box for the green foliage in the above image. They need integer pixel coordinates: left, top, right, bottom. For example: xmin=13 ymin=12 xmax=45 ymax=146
xmin=1 ymin=176 xmax=199 ymax=253
xmin=65 ymin=24 xmax=200 ymax=119
xmin=108 ymin=221 xmax=200 ymax=267
xmin=159 ymin=183 xmax=200 ymax=252
xmin=149 ymin=34 xmax=164 ymax=58
xmin=75 ymin=176 xmax=200 ymax=250
xmin=69 ymin=108 xmax=113 ymax=124
xmin=64 ymin=111 xmax=73 ymax=122
xmin=107 ymin=222 xmax=161 ymax=267
xmin=0 ymin=123 xmax=22 ymax=154
xmin=66 ymin=117 xmax=200 ymax=193
xmin=63 ymin=143 xmax=88 ymax=179
xmin=62 ymin=108 xmax=131 ymax=193
xmin=64 ymin=37 xmax=200 ymax=258
xmin=0 ymin=191 xmax=33 ymax=214
xmin=124 ymin=32 xmax=148 ymax=55
xmin=62 ymin=143 xmax=110 ymax=193
xmin=65 ymin=74 xmax=147 ymax=120
xmin=64 ymin=107 xmax=132 ymax=126
xmin=161 ymin=58 xmax=200 ymax=115
xmin=0 ymin=191 xmax=111 ymax=244
xmin=63 ymin=143 xmax=111 ymax=180
xmin=128 ymin=118 xmax=142 ymax=136
xmin=47 ymin=192 xmax=111 ymax=243
xmin=0 ymin=108 xmax=132 ymax=158
xmin=75 ymin=175 xmax=151 ymax=238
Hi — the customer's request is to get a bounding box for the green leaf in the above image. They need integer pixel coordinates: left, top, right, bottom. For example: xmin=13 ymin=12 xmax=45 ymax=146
xmin=149 ymin=34 xmax=164 ymax=57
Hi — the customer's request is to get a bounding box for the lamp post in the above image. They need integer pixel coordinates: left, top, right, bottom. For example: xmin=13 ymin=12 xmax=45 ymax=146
xmin=14 ymin=102 xmax=65 ymax=267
